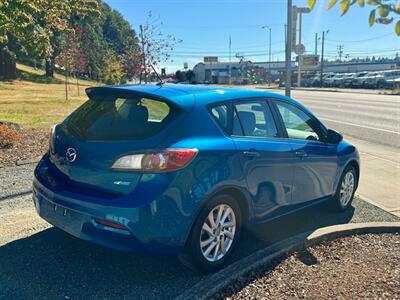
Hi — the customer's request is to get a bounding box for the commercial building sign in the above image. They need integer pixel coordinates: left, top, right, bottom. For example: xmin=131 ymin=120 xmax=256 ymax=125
xmin=204 ymin=56 xmax=218 ymax=63
xmin=302 ymin=54 xmax=319 ymax=66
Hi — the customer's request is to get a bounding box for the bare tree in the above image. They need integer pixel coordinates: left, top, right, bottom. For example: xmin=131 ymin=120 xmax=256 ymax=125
xmin=139 ymin=12 xmax=182 ymax=83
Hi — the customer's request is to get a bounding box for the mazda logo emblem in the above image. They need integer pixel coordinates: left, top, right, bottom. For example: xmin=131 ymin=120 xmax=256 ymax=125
xmin=66 ymin=148 xmax=77 ymax=163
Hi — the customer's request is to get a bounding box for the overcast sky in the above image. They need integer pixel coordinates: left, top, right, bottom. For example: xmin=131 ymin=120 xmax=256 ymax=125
xmin=105 ymin=0 xmax=400 ymax=72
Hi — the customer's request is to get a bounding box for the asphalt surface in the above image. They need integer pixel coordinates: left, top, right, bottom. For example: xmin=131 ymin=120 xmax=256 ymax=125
xmin=0 ymin=194 xmax=398 ymax=300
xmin=0 ymin=88 xmax=399 ymax=299
xmin=270 ymin=89 xmax=400 ymax=148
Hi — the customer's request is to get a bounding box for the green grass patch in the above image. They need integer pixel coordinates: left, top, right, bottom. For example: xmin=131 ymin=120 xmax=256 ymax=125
xmin=0 ymin=64 xmax=99 ymax=129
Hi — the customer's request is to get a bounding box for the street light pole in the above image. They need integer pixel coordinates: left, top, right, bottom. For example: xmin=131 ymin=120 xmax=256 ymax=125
xmin=269 ymin=27 xmax=271 ymax=84
xmin=262 ymin=26 xmax=272 ymax=84
xmin=229 ymin=36 xmax=232 ymax=85
xmin=297 ymin=11 xmax=302 ymax=87
xmin=320 ymin=30 xmax=325 ymax=87
xmin=285 ymin=0 xmax=293 ymax=97
xmin=315 ymin=32 xmax=318 ymax=56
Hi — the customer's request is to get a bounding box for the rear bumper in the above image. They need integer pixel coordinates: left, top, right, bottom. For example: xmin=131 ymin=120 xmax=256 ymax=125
xmin=32 ymin=156 xmax=199 ymax=255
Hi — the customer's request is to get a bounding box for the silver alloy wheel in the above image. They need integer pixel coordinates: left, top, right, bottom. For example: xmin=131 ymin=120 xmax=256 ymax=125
xmin=340 ymin=171 xmax=355 ymax=207
xmin=200 ymin=204 xmax=236 ymax=262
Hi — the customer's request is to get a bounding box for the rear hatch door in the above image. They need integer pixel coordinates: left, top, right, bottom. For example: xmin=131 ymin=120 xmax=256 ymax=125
xmin=50 ymin=89 xmax=191 ymax=195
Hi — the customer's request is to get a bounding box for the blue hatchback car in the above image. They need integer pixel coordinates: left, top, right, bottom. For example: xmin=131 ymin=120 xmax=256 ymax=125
xmin=33 ymin=84 xmax=359 ymax=272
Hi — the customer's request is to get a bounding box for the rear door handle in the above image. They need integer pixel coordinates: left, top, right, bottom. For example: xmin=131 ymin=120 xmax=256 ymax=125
xmin=243 ymin=150 xmax=260 ymax=158
xmin=295 ymin=150 xmax=308 ymax=159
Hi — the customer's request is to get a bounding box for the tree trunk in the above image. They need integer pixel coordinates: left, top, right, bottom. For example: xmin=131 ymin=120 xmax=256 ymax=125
xmin=76 ymin=73 xmax=80 ymax=96
xmin=65 ymin=71 xmax=68 ymax=101
xmin=0 ymin=47 xmax=17 ymax=80
xmin=45 ymin=58 xmax=54 ymax=77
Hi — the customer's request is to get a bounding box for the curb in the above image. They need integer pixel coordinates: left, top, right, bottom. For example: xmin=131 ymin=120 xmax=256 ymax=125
xmin=16 ymin=157 xmax=41 ymax=166
xmin=0 ymin=190 xmax=32 ymax=202
xmin=175 ymin=222 xmax=400 ymax=300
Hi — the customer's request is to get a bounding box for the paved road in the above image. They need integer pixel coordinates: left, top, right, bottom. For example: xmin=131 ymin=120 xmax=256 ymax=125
xmin=271 ymin=89 xmax=400 ymax=148
xmin=0 ymin=89 xmax=399 ymax=299
xmin=0 ymin=195 xmax=397 ymax=300
xmin=267 ymin=89 xmax=400 ymax=217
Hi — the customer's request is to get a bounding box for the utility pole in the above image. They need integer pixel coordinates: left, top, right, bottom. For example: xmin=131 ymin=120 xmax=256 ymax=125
xmin=285 ymin=0 xmax=293 ymax=97
xmin=229 ymin=36 xmax=232 ymax=85
xmin=320 ymin=31 xmax=325 ymax=87
xmin=297 ymin=11 xmax=302 ymax=87
xmin=315 ymin=33 xmax=318 ymax=56
xmin=262 ymin=26 xmax=272 ymax=84
xmin=337 ymin=45 xmax=344 ymax=62
xmin=284 ymin=24 xmax=287 ymax=50
xmin=140 ymin=24 xmax=146 ymax=84
xmin=268 ymin=27 xmax=271 ymax=84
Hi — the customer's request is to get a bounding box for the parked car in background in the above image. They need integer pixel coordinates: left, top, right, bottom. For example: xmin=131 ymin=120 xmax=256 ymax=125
xmin=303 ymin=75 xmax=320 ymax=87
xmin=351 ymin=71 xmax=369 ymax=88
xmin=376 ymin=70 xmax=400 ymax=89
xmin=322 ymin=73 xmax=337 ymax=87
xmin=331 ymin=73 xmax=346 ymax=87
xmin=33 ymin=84 xmax=360 ymax=272
xmin=363 ymin=72 xmax=380 ymax=88
xmin=341 ymin=73 xmax=356 ymax=88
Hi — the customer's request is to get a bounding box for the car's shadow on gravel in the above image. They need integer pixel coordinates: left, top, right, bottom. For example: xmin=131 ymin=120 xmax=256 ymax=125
xmin=0 ymin=201 xmax=355 ymax=300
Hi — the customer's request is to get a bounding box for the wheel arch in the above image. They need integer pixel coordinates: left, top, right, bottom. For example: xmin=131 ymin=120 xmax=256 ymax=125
xmin=345 ymin=159 xmax=360 ymax=189
xmin=181 ymin=186 xmax=252 ymax=249
xmin=212 ymin=187 xmax=251 ymax=223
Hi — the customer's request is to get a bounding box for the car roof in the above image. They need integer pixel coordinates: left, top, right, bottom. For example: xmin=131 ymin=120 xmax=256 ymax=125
xmin=86 ymin=84 xmax=299 ymax=112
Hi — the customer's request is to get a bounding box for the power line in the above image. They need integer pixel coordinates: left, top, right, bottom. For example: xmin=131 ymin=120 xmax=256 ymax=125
xmin=325 ymin=33 xmax=392 ymax=43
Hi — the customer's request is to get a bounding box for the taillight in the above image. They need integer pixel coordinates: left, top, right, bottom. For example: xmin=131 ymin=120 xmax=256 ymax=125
xmin=111 ymin=149 xmax=198 ymax=172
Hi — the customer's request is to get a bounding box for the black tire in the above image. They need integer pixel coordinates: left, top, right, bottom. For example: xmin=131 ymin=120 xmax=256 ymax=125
xmin=330 ymin=165 xmax=357 ymax=212
xmin=179 ymin=194 xmax=242 ymax=273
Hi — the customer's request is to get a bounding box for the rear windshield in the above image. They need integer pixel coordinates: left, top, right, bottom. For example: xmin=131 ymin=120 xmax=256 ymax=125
xmin=65 ymin=96 xmax=179 ymax=140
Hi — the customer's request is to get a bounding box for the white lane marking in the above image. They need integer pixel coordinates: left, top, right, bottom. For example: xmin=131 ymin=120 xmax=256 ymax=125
xmin=320 ymin=117 xmax=400 ymax=135
xmin=360 ymin=151 xmax=400 ymax=166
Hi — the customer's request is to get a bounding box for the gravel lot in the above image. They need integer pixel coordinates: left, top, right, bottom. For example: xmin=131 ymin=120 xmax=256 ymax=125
xmin=0 ymin=128 xmax=48 ymax=167
xmin=0 ymin=164 xmax=35 ymax=200
xmin=218 ymin=233 xmax=400 ymax=300
xmin=0 ymin=193 xmax=398 ymax=300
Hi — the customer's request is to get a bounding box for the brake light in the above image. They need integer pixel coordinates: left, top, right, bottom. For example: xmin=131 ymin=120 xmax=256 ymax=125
xmin=111 ymin=149 xmax=198 ymax=172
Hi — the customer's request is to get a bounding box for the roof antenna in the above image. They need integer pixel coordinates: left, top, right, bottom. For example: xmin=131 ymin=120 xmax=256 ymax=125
xmin=150 ymin=64 xmax=164 ymax=86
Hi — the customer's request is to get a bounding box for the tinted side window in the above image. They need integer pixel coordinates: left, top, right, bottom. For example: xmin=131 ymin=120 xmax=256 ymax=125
xmin=275 ymin=101 xmax=321 ymax=141
xmin=210 ymin=104 xmax=229 ymax=133
xmin=232 ymin=101 xmax=278 ymax=138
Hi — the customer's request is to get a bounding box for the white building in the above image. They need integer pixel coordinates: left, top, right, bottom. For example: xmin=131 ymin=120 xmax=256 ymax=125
xmin=193 ymin=59 xmax=296 ymax=84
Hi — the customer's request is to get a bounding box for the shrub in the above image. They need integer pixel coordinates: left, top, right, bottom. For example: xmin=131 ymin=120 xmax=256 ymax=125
xmin=0 ymin=124 xmax=21 ymax=148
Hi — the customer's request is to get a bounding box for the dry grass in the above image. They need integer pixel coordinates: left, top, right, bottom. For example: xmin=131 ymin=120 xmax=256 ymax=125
xmin=0 ymin=64 xmax=100 ymax=129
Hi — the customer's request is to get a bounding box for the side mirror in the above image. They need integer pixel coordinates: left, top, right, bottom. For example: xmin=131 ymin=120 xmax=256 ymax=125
xmin=326 ymin=129 xmax=343 ymax=144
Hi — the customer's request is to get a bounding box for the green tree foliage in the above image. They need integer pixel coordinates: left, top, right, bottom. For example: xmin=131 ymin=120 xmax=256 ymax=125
xmin=0 ymin=0 xmax=43 ymax=79
xmin=0 ymin=0 xmax=99 ymax=77
xmin=0 ymin=0 xmax=141 ymax=83
xmin=175 ymin=70 xmax=186 ymax=82
xmin=307 ymin=0 xmax=400 ymax=36
xmin=100 ymin=2 xmax=140 ymax=79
